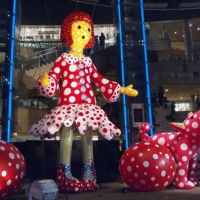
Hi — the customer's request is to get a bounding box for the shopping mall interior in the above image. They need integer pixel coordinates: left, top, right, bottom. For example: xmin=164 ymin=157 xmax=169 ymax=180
xmin=1 ymin=0 xmax=200 ymax=199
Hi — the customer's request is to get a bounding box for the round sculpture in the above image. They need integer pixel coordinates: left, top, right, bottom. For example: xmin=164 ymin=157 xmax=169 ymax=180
xmin=119 ymin=140 xmax=176 ymax=191
xmin=0 ymin=140 xmax=26 ymax=199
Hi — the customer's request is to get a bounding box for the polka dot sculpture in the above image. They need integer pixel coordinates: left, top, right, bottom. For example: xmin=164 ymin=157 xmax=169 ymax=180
xmin=30 ymin=12 xmax=122 ymax=139
xmin=29 ymin=11 xmax=138 ymax=193
xmin=119 ymin=141 xmax=176 ymax=191
xmin=29 ymin=10 xmax=139 ymax=193
xmin=120 ymin=110 xmax=200 ymax=191
xmin=0 ymin=140 xmax=26 ymax=199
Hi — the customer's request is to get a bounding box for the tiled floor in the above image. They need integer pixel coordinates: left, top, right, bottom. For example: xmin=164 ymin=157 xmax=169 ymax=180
xmin=11 ymin=182 xmax=200 ymax=200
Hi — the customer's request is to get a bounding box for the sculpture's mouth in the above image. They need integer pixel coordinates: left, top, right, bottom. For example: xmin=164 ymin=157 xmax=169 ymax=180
xmin=170 ymin=122 xmax=186 ymax=133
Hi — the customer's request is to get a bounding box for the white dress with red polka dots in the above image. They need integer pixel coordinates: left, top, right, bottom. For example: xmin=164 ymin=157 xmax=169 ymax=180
xmin=30 ymin=53 xmax=121 ymax=140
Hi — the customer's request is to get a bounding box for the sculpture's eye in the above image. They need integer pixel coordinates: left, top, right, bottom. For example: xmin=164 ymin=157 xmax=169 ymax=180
xmin=78 ymin=25 xmax=81 ymax=29
xmin=88 ymin=28 xmax=91 ymax=32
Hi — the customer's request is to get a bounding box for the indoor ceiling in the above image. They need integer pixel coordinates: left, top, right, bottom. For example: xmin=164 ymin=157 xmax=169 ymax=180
xmin=70 ymin=0 xmax=200 ymax=8
xmin=144 ymin=0 xmax=200 ymax=8
xmin=21 ymin=0 xmax=200 ymax=25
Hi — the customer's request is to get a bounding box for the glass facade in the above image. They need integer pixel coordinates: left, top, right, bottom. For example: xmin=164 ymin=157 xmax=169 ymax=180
xmin=1 ymin=0 xmax=200 ymax=142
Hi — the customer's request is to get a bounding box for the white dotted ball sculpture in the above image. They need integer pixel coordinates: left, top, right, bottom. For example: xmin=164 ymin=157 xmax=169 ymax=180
xmin=119 ymin=141 xmax=176 ymax=191
xmin=0 ymin=140 xmax=26 ymax=199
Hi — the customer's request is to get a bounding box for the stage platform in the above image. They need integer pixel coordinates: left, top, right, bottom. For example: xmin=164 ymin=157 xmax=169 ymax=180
xmin=10 ymin=182 xmax=200 ymax=200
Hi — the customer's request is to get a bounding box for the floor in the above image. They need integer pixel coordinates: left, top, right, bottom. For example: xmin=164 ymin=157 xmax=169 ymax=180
xmin=11 ymin=182 xmax=200 ymax=200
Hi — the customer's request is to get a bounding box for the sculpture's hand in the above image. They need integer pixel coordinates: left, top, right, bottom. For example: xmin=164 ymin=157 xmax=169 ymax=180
xmin=40 ymin=72 xmax=50 ymax=87
xmin=120 ymin=84 xmax=138 ymax=97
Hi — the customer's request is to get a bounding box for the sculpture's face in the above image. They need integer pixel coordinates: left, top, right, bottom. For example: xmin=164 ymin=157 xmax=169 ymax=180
xmin=183 ymin=111 xmax=200 ymax=134
xmin=171 ymin=110 xmax=200 ymax=142
xmin=71 ymin=20 xmax=92 ymax=49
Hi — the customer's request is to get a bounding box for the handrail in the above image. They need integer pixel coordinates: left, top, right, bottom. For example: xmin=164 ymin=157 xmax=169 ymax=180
xmin=20 ymin=35 xmax=117 ymax=70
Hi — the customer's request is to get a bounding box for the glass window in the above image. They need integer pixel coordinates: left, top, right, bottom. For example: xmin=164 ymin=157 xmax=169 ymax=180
xmin=175 ymin=102 xmax=191 ymax=112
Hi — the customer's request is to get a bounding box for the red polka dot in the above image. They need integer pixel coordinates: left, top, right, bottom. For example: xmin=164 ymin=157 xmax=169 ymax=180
xmin=103 ymin=128 xmax=108 ymax=133
xmin=79 ymin=112 xmax=84 ymax=116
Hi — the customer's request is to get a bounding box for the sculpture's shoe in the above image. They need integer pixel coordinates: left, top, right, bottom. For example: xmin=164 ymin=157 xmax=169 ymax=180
xmin=65 ymin=177 xmax=84 ymax=193
xmin=56 ymin=164 xmax=84 ymax=192
xmin=82 ymin=179 xmax=97 ymax=192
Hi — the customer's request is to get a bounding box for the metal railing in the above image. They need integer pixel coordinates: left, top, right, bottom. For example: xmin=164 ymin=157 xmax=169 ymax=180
xmin=21 ymin=47 xmax=59 ymax=70
xmin=20 ymin=35 xmax=117 ymax=71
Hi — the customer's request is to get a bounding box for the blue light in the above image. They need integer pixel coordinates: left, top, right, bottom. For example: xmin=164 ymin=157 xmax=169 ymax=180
xmin=7 ymin=0 xmax=17 ymax=142
xmin=139 ymin=0 xmax=154 ymax=136
xmin=117 ymin=0 xmax=129 ymax=149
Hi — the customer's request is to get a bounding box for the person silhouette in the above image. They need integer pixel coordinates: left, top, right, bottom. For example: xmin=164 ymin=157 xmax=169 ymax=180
xmin=99 ymin=32 xmax=105 ymax=49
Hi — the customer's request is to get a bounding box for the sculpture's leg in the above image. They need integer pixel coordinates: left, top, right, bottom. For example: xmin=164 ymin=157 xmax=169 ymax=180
xmin=174 ymin=146 xmax=195 ymax=189
xmin=188 ymin=153 xmax=198 ymax=186
xmin=81 ymin=130 xmax=97 ymax=192
xmin=56 ymin=127 xmax=84 ymax=192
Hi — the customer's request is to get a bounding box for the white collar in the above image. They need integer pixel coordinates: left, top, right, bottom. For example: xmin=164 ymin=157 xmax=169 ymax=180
xmin=62 ymin=53 xmax=92 ymax=66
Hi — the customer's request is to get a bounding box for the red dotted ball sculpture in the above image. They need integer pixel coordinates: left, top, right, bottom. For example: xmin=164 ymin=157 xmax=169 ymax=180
xmin=0 ymin=140 xmax=26 ymax=199
xmin=119 ymin=141 xmax=176 ymax=191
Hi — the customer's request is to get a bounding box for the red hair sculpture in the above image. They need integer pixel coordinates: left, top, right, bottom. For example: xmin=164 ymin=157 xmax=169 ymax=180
xmin=60 ymin=11 xmax=95 ymax=48
xmin=30 ymin=10 xmax=138 ymax=193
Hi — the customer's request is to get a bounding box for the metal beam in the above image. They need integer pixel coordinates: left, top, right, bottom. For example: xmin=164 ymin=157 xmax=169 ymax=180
xmin=167 ymin=0 xmax=183 ymax=8
xmin=145 ymin=7 xmax=200 ymax=21
xmin=116 ymin=0 xmax=130 ymax=149
xmin=6 ymin=0 xmax=17 ymax=142
xmin=140 ymin=0 xmax=153 ymax=136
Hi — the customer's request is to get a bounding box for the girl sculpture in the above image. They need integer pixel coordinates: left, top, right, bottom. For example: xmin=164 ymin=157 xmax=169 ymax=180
xmin=30 ymin=11 xmax=138 ymax=192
